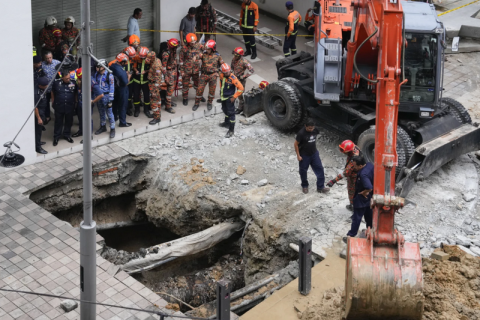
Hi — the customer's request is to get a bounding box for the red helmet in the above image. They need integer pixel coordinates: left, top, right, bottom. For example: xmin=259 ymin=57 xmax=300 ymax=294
xmin=116 ymin=53 xmax=128 ymax=63
xmin=205 ymin=40 xmax=216 ymax=50
xmin=129 ymin=35 xmax=140 ymax=46
xmin=138 ymin=47 xmax=149 ymax=59
xmin=76 ymin=68 xmax=82 ymax=79
xmin=52 ymin=28 xmax=62 ymax=38
xmin=124 ymin=46 xmax=137 ymax=58
xmin=220 ymin=63 xmax=231 ymax=73
xmin=259 ymin=81 xmax=269 ymax=89
xmin=167 ymin=38 xmax=179 ymax=49
xmin=339 ymin=140 xmax=355 ymax=153
xmin=233 ymin=47 xmax=244 ymax=56
xmin=186 ymin=33 xmax=197 ymax=43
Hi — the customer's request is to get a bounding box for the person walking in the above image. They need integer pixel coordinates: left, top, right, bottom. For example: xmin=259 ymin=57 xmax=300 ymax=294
xmin=146 ymin=51 xmax=163 ymax=125
xmin=230 ymin=47 xmax=254 ymax=113
xmin=132 ymin=46 xmax=153 ymax=118
xmin=110 ymin=53 xmax=132 ymax=128
xmin=93 ymin=59 xmax=116 ymax=138
xmin=179 ymin=33 xmax=204 ymax=106
xmin=51 ymin=71 xmax=77 ymax=146
xmin=326 ymin=140 xmax=362 ymax=211
xmin=122 ymin=8 xmax=142 ymax=43
xmin=284 ymin=1 xmax=302 ymax=57
xmin=294 ymin=119 xmax=330 ymax=194
xmin=218 ymin=63 xmax=244 ymax=138
xmin=343 ymin=155 xmax=374 ymax=243
xmin=179 ymin=8 xmax=197 ymax=46
xmin=193 ymin=40 xmax=224 ymax=111
xmin=161 ymin=39 xmax=179 ymax=114
xmin=239 ymin=0 xmax=259 ymax=59
xmin=41 ymin=50 xmax=61 ymax=124
xmin=34 ymin=77 xmax=49 ymax=154
xmin=196 ymin=0 xmax=217 ymax=43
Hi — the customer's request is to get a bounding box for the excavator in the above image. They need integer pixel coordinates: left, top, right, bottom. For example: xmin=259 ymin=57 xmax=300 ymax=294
xmin=241 ymin=0 xmax=480 ymax=318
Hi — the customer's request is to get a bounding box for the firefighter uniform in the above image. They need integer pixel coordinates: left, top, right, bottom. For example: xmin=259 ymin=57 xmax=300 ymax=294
xmin=333 ymin=147 xmax=361 ymax=207
xmin=231 ymin=56 xmax=254 ymax=111
xmin=195 ymin=51 xmax=224 ymax=107
xmin=51 ymin=78 xmax=77 ymax=141
xmin=148 ymin=57 xmax=163 ymax=120
xmin=284 ymin=9 xmax=302 ymax=56
xmin=179 ymin=42 xmax=204 ymax=100
xmin=240 ymin=1 xmax=259 ymax=57
xmin=161 ymin=49 xmax=178 ymax=111
xmin=220 ymin=73 xmax=244 ymax=134
xmin=133 ymin=57 xmax=151 ymax=117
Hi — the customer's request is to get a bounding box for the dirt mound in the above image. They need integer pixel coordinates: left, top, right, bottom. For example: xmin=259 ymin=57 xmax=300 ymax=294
xmin=300 ymin=246 xmax=480 ymax=320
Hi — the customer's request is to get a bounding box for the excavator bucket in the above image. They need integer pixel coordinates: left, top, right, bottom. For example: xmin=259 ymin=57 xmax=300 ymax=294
xmin=345 ymin=237 xmax=424 ymax=320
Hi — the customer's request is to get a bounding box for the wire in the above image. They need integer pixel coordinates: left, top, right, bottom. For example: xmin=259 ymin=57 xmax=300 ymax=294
xmin=353 ymin=26 xmax=378 ymax=84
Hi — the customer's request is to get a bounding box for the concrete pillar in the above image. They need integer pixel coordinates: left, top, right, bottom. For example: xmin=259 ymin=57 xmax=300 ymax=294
xmin=0 ymin=0 xmax=36 ymax=171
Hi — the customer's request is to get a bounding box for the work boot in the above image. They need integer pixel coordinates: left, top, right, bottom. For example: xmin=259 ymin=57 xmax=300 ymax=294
xmin=346 ymin=204 xmax=353 ymax=211
xmin=251 ymin=46 xmax=257 ymax=60
xmin=225 ymin=122 xmax=235 ymax=138
xmin=302 ymin=187 xmax=308 ymax=194
xmin=95 ymin=125 xmax=107 ymax=135
xmin=218 ymin=117 xmax=229 ymax=128
xmin=36 ymin=147 xmax=48 ymax=154
xmin=110 ymin=128 xmax=115 ymax=139
xmin=144 ymin=108 xmax=153 ymax=118
xmin=200 ymin=97 xmax=206 ymax=102
xmin=127 ymin=101 xmax=133 ymax=116
xmin=217 ymin=98 xmax=222 ymax=103
xmin=165 ymin=108 xmax=176 ymax=114
xmin=183 ymin=98 xmax=188 ymax=106
xmin=134 ymin=106 xmax=140 ymax=117
xmin=244 ymin=45 xmax=252 ymax=56
xmin=192 ymin=104 xmax=199 ymax=111
xmin=207 ymin=103 xmax=213 ymax=111
xmin=317 ymin=187 xmax=330 ymax=194
xmin=149 ymin=118 xmax=161 ymax=125
xmin=171 ymin=101 xmax=177 ymax=107
xmin=161 ymin=99 xmax=167 ymax=107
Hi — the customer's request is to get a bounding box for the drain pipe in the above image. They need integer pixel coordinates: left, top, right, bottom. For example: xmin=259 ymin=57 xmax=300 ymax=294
xmin=79 ymin=0 xmax=96 ymax=318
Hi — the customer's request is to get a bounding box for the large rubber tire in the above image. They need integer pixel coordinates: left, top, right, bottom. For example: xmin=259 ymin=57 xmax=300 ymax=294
xmin=279 ymin=77 xmax=309 ymax=127
xmin=263 ymin=81 xmax=304 ymax=131
xmin=357 ymin=126 xmax=415 ymax=175
xmin=442 ymin=97 xmax=472 ymax=124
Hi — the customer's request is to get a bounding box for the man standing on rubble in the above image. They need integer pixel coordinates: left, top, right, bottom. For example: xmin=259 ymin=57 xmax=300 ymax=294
xmin=294 ymin=119 xmax=330 ymax=194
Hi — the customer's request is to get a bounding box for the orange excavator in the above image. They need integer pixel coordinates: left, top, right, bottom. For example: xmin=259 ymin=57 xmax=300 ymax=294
xmin=250 ymin=0 xmax=480 ymax=318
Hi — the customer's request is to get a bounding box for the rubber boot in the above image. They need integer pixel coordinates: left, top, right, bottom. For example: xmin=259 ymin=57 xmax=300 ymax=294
xmin=251 ymin=45 xmax=257 ymax=60
xmin=192 ymin=104 xmax=199 ymax=111
xmin=244 ymin=44 xmax=252 ymax=56
xmin=149 ymin=118 xmax=161 ymax=125
xmin=225 ymin=122 xmax=235 ymax=138
xmin=200 ymin=97 xmax=206 ymax=102
xmin=134 ymin=105 xmax=140 ymax=117
xmin=144 ymin=107 xmax=153 ymax=118
xmin=126 ymin=100 xmax=133 ymax=116
xmin=183 ymin=98 xmax=188 ymax=106
xmin=110 ymin=128 xmax=115 ymax=139
xmin=219 ymin=117 xmax=229 ymax=128
xmin=95 ymin=125 xmax=107 ymax=135
xmin=207 ymin=103 xmax=213 ymax=111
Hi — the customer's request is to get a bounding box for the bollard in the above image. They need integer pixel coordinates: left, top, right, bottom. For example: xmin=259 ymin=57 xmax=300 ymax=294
xmin=216 ymin=279 xmax=231 ymax=320
xmin=298 ymin=237 xmax=312 ymax=295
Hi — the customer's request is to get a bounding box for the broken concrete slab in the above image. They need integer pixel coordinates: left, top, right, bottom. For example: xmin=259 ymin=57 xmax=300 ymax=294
xmin=431 ymin=251 xmax=450 ymax=261
xmin=60 ymin=300 xmax=78 ymax=313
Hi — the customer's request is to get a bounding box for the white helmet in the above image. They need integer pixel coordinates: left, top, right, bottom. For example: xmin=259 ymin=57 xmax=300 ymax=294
xmin=65 ymin=16 xmax=75 ymax=25
xmin=45 ymin=16 xmax=57 ymax=27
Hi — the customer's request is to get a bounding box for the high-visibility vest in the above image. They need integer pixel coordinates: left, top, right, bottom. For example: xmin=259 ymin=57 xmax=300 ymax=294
xmin=133 ymin=60 xmax=149 ymax=85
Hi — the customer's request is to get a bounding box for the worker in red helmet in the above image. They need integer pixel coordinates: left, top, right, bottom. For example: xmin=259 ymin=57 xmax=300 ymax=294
xmin=231 ymin=47 xmax=254 ymax=113
xmin=218 ymin=63 xmax=244 ymax=138
xmin=259 ymin=80 xmax=269 ymax=90
xmin=326 ymin=140 xmax=362 ymax=211
xmin=161 ymin=38 xmax=179 ymax=114
xmin=147 ymin=51 xmax=164 ymax=124
xmin=179 ymin=33 xmax=204 ymax=106
xmin=193 ymin=39 xmax=224 ymax=111
xmin=132 ymin=46 xmax=152 ymax=118
xmin=123 ymin=46 xmax=137 ymax=116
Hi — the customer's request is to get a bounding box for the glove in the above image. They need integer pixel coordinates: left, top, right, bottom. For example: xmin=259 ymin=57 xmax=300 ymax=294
xmin=107 ymin=102 xmax=112 ymax=108
xmin=326 ymin=180 xmax=335 ymax=188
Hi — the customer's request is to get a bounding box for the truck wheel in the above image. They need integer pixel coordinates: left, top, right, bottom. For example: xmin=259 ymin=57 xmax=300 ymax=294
xmin=263 ymin=81 xmax=304 ymax=131
xmin=357 ymin=126 xmax=415 ymax=175
xmin=278 ymin=78 xmax=309 ymax=126
xmin=442 ymin=97 xmax=472 ymax=124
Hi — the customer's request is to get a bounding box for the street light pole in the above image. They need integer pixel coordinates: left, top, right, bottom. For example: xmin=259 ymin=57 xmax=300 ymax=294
xmin=79 ymin=0 xmax=96 ymax=318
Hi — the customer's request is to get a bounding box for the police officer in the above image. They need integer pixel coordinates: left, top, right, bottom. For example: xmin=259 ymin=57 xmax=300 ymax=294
xmin=110 ymin=53 xmax=132 ymax=128
xmin=34 ymin=77 xmax=49 ymax=154
xmin=34 ymin=56 xmax=46 ymax=82
xmin=240 ymin=0 xmax=259 ymax=59
xmin=93 ymin=59 xmax=116 ymax=138
xmin=51 ymin=70 xmax=77 ymax=146
xmin=284 ymin=1 xmax=302 ymax=57
xmin=218 ymin=63 xmax=244 ymax=138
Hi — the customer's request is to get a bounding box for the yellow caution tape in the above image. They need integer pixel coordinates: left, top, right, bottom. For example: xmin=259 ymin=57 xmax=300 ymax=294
xmin=92 ymin=28 xmax=311 ymax=37
xmin=437 ymin=0 xmax=480 ymax=16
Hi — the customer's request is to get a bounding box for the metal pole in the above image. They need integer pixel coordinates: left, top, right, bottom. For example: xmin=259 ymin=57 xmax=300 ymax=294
xmin=216 ymin=280 xmax=231 ymax=320
xmin=80 ymin=0 xmax=96 ymax=318
xmin=298 ymin=237 xmax=312 ymax=295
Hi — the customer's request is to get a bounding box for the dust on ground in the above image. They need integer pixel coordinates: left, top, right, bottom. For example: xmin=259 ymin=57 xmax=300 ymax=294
xmin=299 ymin=246 xmax=480 ymax=320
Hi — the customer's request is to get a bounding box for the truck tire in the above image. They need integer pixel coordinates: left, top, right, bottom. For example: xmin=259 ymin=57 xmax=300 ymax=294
xmin=263 ymin=81 xmax=304 ymax=131
xmin=278 ymin=77 xmax=309 ymax=126
xmin=357 ymin=126 xmax=415 ymax=175
xmin=442 ymin=97 xmax=472 ymax=124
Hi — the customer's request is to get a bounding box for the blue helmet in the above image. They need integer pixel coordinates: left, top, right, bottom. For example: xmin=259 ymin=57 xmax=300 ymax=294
xmin=286 ymin=1 xmax=293 ymax=7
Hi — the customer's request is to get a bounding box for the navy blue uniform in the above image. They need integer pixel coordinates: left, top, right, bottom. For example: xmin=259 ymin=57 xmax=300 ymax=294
xmin=34 ymin=85 xmax=48 ymax=149
xmin=52 ymin=78 xmax=77 ymax=140
xmin=347 ymin=162 xmax=374 ymax=237
xmin=110 ymin=63 xmax=129 ymax=125
xmin=296 ymin=127 xmax=327 ymax=191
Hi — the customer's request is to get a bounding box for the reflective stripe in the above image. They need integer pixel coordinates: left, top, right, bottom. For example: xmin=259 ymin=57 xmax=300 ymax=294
xmin=221 ymin=78 xmax=226 ymax=101
xmin=128 ymin=61 xmax=133 ymax=85
xmin=140 ymin=60 xmax=145 ymax=84
xmin=241 ymin=5 xmax=254 ymax=28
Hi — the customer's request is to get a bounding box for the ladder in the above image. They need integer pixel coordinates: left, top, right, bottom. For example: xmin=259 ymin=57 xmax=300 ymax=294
xmin=215 ymin=9 xmax=283 ymax=49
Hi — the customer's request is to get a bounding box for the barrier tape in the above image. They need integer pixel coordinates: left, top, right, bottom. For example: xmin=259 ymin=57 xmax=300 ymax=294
xmin=92 ymin=28 xmax=312 ymax=37
xmin=437 ymin=0 xmax=480 ymax=16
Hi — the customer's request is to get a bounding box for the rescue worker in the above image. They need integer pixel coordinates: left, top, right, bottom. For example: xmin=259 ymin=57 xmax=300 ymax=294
xmin=294 ymin=119 xmax=330 ymax=194
xmin=230 ymin=47 xmax=254 ymax=114
xmin=194 ymin=40 xmax=224 ymax=111
xmin=132 ymin=46 xmax=152 ymax=118
xmin=34 ymin=77 xmax=49 ymax=154
xmin=52 ymin=28 xmax=63 ymax=60
xmin=123 ymin=46 xmax=137 ymax=116
xmin=147 ymin=51 xmax=163 ymax=125
xmin=39 ymin=16 xmax=58 ymax=55
xmin=179 ymin=33 xmax=204 ymax=106
xmin=284 ymin=1 xmax=302 ymax=57
xmin=240 ymin=0 xmax=259 ymax=59
xmin=61 ymin=16 xmax=80 ymax=58
xmin=161 ymin=39 xmax=179 ymax=114
xmin=218 ymin=63 xmax=244 ymax=138
xmin=34 ymin=56 xmax=46 ymax=82
xmin=51 ymin=70 xmax=77 ymax=146
xmin=196 ymin=0 xmax=217 ymax=42
xmin=259 ymin=80 xmax=269 ymax=90
xmin=326 ymin=140 xmax=362 ymax=211
xmin=125 ymin=34 xmax=141 ymax=52
xmin=110 ymin=53 xmax=132 ymax=128
xmin=304 ymin=8 xmax=315 ymax=37
xmin=93 ymin=59 xmax=116 ymax=138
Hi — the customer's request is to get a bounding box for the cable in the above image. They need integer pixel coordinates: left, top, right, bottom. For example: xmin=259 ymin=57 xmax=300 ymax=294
xmin=353 ymin=26 xmax=378 ymax=83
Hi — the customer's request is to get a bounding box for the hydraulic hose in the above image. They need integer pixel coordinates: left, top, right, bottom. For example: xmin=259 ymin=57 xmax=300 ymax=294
xmin=353 ymin=26 xmax=378 ymax=83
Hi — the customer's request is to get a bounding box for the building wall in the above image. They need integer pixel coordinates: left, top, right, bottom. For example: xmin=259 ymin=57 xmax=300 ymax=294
xmin=159 ymin=0 xmax=200 ymax=44
xmin=0 ymin=0 xmax=36 ymax=169
xmin=237 ymin=0 xmax=314 ymax=23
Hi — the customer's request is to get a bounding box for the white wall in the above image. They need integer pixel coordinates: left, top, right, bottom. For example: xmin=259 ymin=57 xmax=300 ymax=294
xmin=159 ymin=0 xmax=199 ymax=44
xmin=0 ymin=0 xmax=36 ymax=169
